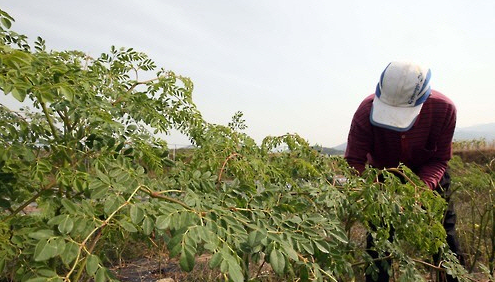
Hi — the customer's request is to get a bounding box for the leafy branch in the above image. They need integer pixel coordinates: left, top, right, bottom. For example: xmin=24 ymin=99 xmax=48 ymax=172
xmin=66 ymin=184 xmax=143 ymax=281
xmin=3 ymin=178 xmax=57 ymax=221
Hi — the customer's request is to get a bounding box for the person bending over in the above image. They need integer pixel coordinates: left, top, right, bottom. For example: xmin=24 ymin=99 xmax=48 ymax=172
xmin=345 ymin=61 xmax=464 ymax=282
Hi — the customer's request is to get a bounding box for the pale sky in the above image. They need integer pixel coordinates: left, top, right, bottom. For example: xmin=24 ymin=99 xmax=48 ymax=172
xmin=2 ymin=1 xmax=495 ymax=147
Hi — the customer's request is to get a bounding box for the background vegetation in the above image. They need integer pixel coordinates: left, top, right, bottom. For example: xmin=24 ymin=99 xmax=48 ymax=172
xmin=0 ymin=8 xmax=493 ymax=282
xmin=450 ymin=147 xmax=495 ymax=281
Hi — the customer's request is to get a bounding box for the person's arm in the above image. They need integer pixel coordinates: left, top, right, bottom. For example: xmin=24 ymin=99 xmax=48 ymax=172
xmin=417 ymin=103 xmax=456 ymax=189
xmin=344 ymin=97 xmax=374 ymax=174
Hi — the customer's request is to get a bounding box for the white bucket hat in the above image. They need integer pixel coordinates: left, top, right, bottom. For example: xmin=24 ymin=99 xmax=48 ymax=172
xmin=370 ymin=61 xmax=431 ymax=131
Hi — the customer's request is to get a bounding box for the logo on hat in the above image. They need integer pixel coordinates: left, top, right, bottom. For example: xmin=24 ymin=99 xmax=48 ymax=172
xmin=408 ymin=73 xmax=424 ymax=104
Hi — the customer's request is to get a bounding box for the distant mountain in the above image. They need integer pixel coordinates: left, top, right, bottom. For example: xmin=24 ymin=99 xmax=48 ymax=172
xmin=311 ymin=145 xmax=344 ymax=156
xmin=453 ymin=123 xmax=495 ymax=141
xmin=332 ymin=142 xmax=347 ymax=151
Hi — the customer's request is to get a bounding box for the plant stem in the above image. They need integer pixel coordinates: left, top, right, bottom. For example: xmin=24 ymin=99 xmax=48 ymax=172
xmin=490 ymin=191 xmax=495 ymax=275
xmin=255 ymin=260 xmax=266 ymax=279
xmin=3 ymin=178 xmax=57 ymax=221
xmin=411 ymin=258 xmax=446 ymax=271
xmin=217 ymin=153 xmax=241 ymax=185
xmin=72 ymin=228 xmax=104 ymax=282
xmin=112 ymin=76 xmax=162 ymax=105
xmin=65 ymin=184 xmax=143 ymax=281
xmin=139 ymin=186 xmax=190 ymax=209
xmin=40 ymin=101 xmax=59 ymax=140
xmin=351 ymin=254 xmax=393 ymax=267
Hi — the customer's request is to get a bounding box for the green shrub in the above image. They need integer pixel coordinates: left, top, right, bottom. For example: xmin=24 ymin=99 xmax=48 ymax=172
xmin=450 ymin=155 xmax=495 ymax=277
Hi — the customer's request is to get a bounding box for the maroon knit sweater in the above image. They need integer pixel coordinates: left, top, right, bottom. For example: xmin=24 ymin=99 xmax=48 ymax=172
xmin=344 ymin=90 xmax=456 ymax=189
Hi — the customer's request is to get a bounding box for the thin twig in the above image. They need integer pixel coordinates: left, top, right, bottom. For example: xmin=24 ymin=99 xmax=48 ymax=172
xmin=66 ymin=184 xmax=143 ymax=281
xmin=40 ymin=101 xmax=59 ymax=140
xmin=3 ymin=178 xmax=57 ymax=221
xmin=139 ymin=186 xmax=190 ymax=209
xmin=351 ymin=254 xmax=393 ymax=267
xmin=111 ymin=76 xmax=162 ymax=106
xmin=255 ymin=260 xmax=266 ymax=279
xmin=217 ymin=153 xmax=241 ymax=185
xmin=411 ymin=258 xmax=446 ymax=271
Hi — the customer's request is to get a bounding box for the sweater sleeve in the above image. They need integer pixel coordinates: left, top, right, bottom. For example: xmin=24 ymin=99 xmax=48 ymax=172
xmin=417 ymin=103 xmax=457 ymax=189
xmin=345 ymin=97 xmax=374 ymax=174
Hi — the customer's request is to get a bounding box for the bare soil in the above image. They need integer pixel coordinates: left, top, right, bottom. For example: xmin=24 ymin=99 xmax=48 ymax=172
xmin=110 ymin=254 xmax=219 ymax=282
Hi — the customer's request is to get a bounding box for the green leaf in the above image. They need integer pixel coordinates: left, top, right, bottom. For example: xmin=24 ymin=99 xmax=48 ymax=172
xmin=36 ymin=268 xmax=58 ymax=277
xmin=73 ymin=178 xmax=85 ymax=192
xmin=178 ymin=212 xmax=197 ymax=229
xmin=106 ymin=137 xmax=116 ymax=148
xmin=123 ymin=147 xmax=133 ymax=155
xmin=314 ymin=240 xmax=329 ymax=254
xmin=96 ymin=168 xmax=111 ymax=185
xmin=196 ymin=226 xmax=211 ymax=242
xmin=130 ymin=205 xmax=145 ymax=224
xmin=54 ymin=237 xmax=66 ymax=256
xmin=34 ymin=239 xmax=59 ymax=261
xmin=248 ymin=230 xmax=266 ymax=248
xmin=104 ymin=195 xmax=122 ymax=215
xmin=40 ymin=90 xmax=55 ymax=103
xmin=29 ymin=230 xmax=55 ymax=240
xmin=330 ymin=228 xmax=348 ymax=244
xmin=155 ymin=215 xmax=171 ymax=230
xmin=119 ymin=220 xmax=137 ymax=233
xmin=95 ymin=267 xmax=107 ymax=282
xmin=58 ymin=216 xmax=74 ymax=234
xmin=313 ymin=263 xmax=323 ymax=282
xmin=301 ymin=241 xmax=314 ymax=255
xmin=1 ymin=17 xmax=12 ymax=29
xmin=1 ymin=82 xmax=12 ymax=95
xmin=58 ymin=85 xmax=74 ymax=101
xmin=179 ymin=244 xmax=196 ymax=272
xmin=142 ymin=216 xmax=154 ymax=235
xmin=281 ymin=243 xmax=299 ymax=261
xmin=61 ymin=241 xmax=79 ymax=265
xmin=90 ymin=185 xmax=108 ymax=200
xmin=11 ymin=235 xmax=23 ymax=246
xmin=86 ymin=254 xmax=100 ymax=276
xmin=109 ymin=168 xmax=123 ymax=178
xmin=0 ymin=256 xmax=5 ymax=273
xmin=169 ymin=242 xmax=182 ymax=258
xmin=170 ymin=213 xmax=182 ymax=230
xmin=208 ymin=252 xmax=222 ymax=269
xmin=47 ymin=215 xmax=66 ymax=226
xmin=25 ymin=278 xmax=49 ymax=282
xmin=61 ymin=198 xmax=78 ymax=214
xmin=227 ymin=260 xmax=244 ymax=282
xmin=168 ymin=233 xmax=183 ymax=258
xmin=163 ymin=157 xmax=175 ymax=167
xmin=269 ymin=249 xmax=285 ymax=275
xmin=11 ymin=87 xmax=26 ymax=102
xmin=220 ymin=259 xmax=229 ymax=273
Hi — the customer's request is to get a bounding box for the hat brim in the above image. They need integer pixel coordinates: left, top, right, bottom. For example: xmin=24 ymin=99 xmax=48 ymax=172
xmin=370 ymin=95 xmax=422 ymax=132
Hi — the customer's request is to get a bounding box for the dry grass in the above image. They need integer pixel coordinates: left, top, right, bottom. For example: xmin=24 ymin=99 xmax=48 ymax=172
xmin=453 ymin=149 xmax=495 ymax=165
xmin=453 ymin=139 xmax=495 ymax=165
